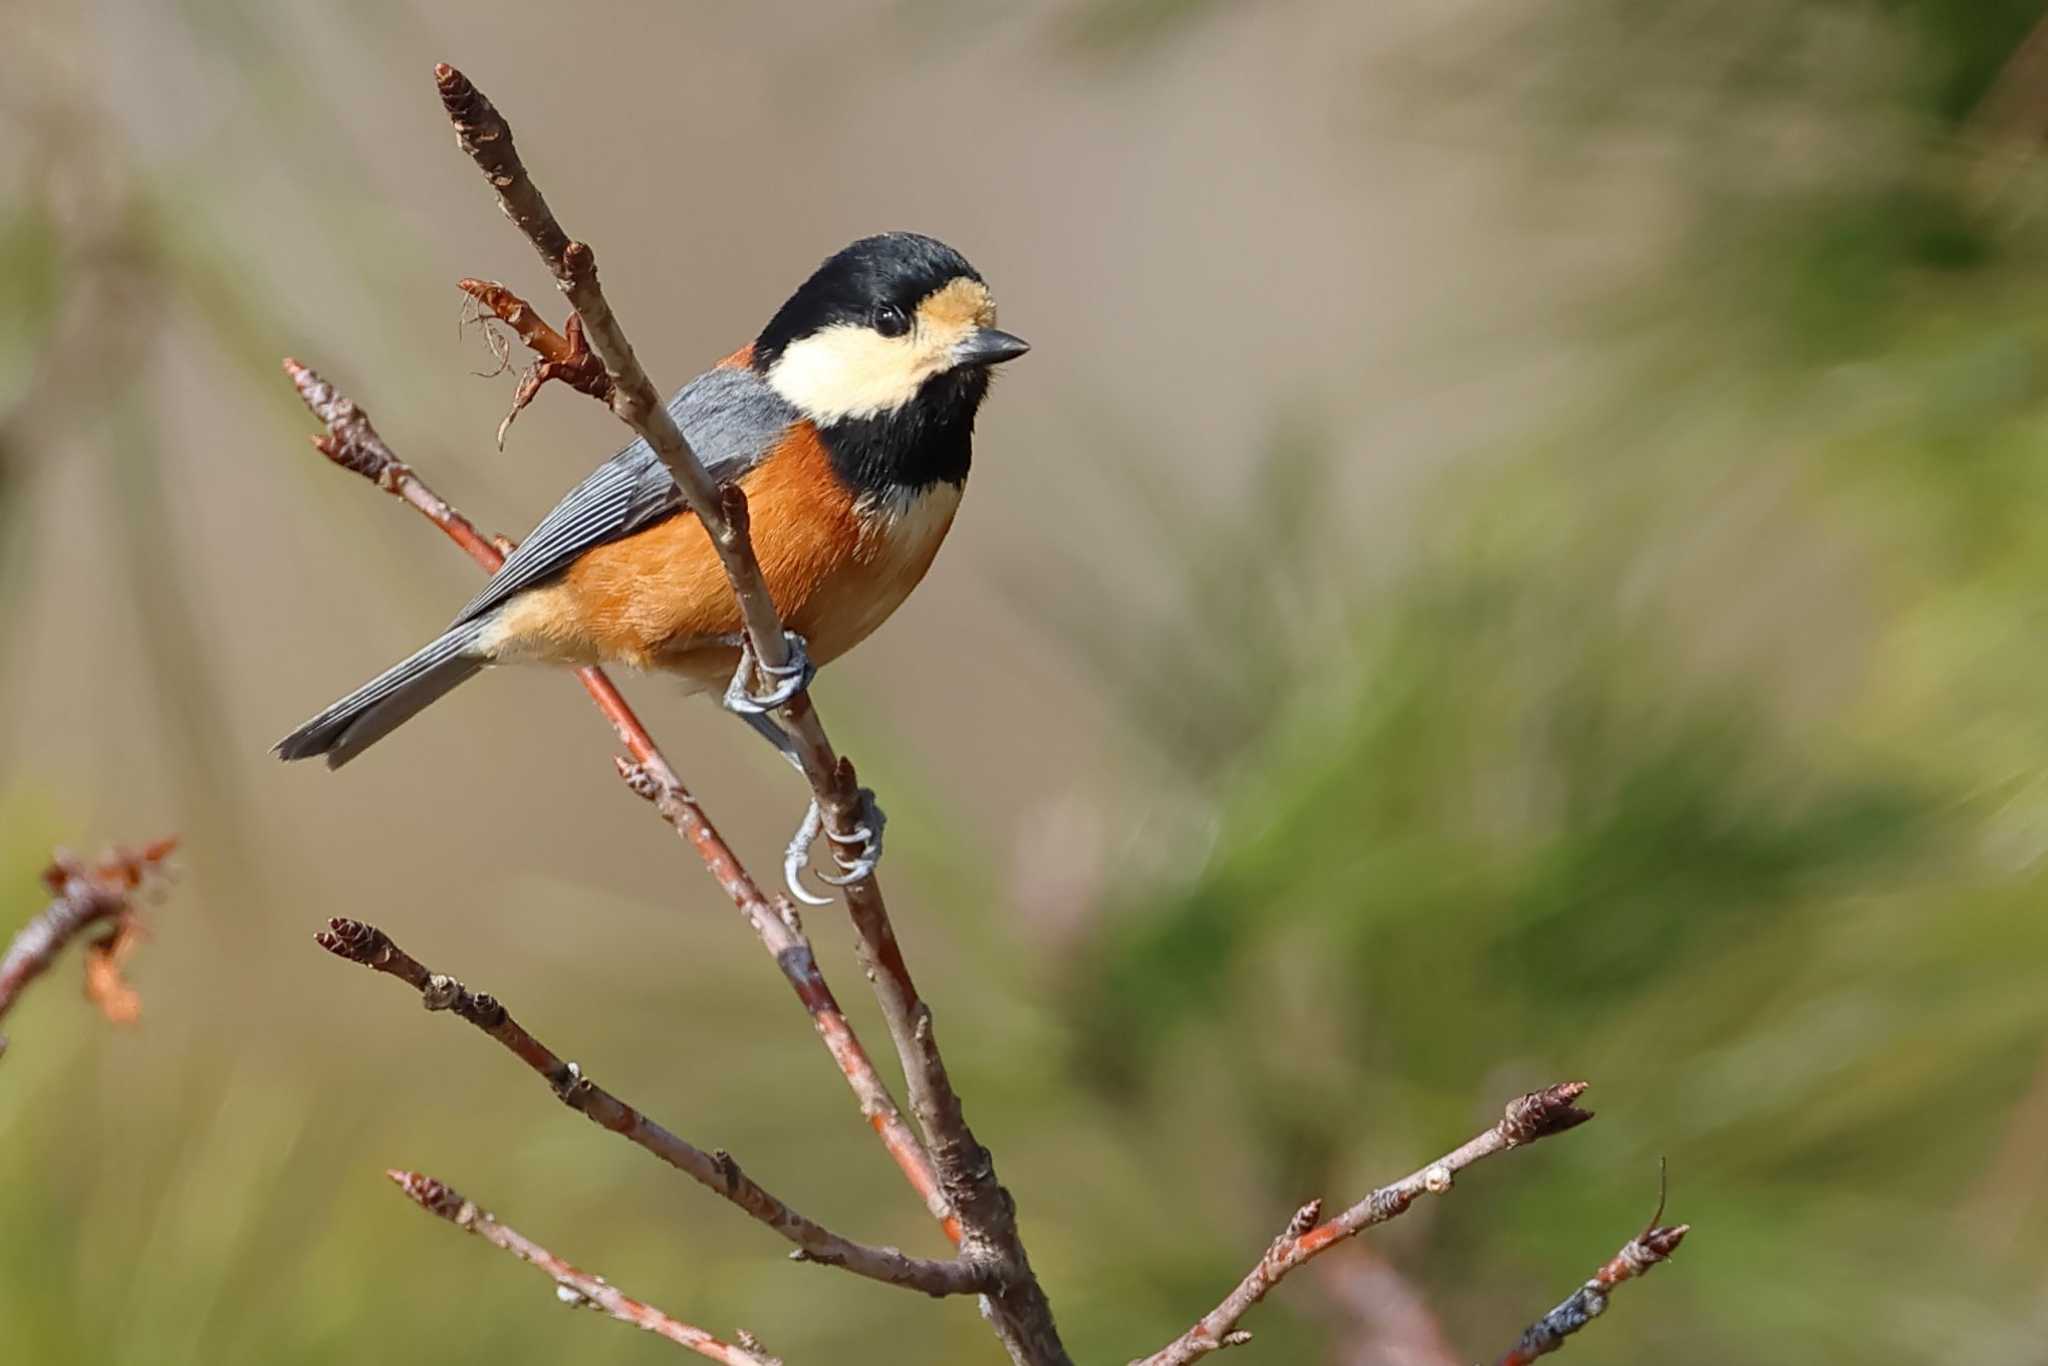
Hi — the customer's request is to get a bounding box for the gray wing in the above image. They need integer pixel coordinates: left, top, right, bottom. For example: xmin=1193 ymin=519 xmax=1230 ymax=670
xmin=452 ymin=365 xmax=798 ymax=627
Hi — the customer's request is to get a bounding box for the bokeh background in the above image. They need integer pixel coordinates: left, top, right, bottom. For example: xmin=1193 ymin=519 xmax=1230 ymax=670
xmin=6 ymin=1 xmax=2048 ymax=1361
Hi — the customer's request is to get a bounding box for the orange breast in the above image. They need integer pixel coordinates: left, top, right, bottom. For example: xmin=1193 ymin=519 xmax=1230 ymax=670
xmin=489 ymin=425 xmax=960 ymax=690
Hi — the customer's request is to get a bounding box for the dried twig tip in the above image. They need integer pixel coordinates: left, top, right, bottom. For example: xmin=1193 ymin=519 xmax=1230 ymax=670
xmin=284 ymin=357 xmax=404 ymax=484
xmin=457 ymin=278 xmax=613 ymax=445
xmin=1501 ymin=1081 xmax=1594 ymax=1146
xmin=434 ymin=63 xmax=478 ymax=116
xmin=314 ymin=917 xmax=390 ymax=965
xmin=1637 ymin=1224 xmax=1689 ymax=1260
xmin=387 ymin=1168 xmax=472 ymax=1223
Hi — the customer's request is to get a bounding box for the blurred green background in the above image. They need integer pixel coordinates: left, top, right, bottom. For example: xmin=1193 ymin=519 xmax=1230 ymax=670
xmin=6 ymin=1 xmax=2048 ymax=1362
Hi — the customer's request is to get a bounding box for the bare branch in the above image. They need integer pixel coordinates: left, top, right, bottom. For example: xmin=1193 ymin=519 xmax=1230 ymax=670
xmin=1131 ymin=1084 xmax=1596 ymax=1366
xmin=1494 ymin=1219 xmax=1689 ymax=1365
xmin=284 ymin=358 xmax=502 ymax=569
xmin=0 ymin=838 xmax=178 ymax=1054
xmin=317 ymin=918 xmax=985 ymax=1296
xmin=282 ymin=362 xmax=954 ymax=1230
xmin=616 ymin=762 xmax=962 ymax=1239
xmin=427 ymin=68 xmax=1068 ymax=1364
xmin=386 ymin=1170 xmax=783 ymax=1365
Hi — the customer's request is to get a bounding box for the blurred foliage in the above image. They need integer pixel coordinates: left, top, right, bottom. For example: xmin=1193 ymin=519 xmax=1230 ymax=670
xmin=1049 ymin=2 xmax=2048 ymax=1363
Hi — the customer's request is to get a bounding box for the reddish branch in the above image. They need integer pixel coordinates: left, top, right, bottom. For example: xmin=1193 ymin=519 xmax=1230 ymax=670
xmin=615 ymin=762 xmax=959 ymax=1237
xmin=282 ymin=358 xmax=950 ymax=1232
xmin=0 ymin=838 xmax=177 ymax=1054
xmin=318 ymin=918 xmax=984 ymax=1295
xmin=387 ymin=1170 xmax=782 ymax=1365
xmin=432 ymin=64 xmax=1065 ymax=1365
xmin=1494 ymin=1220 xmax=1689 ymax=1364
xmin=458 ymin=277 xmax=611 ymax=446
xmin=1131 ymin=1085 xmax=1596 ymax=1366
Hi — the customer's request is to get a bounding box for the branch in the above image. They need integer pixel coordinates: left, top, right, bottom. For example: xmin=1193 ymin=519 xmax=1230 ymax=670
xmin=1131 ymin=1084 xmax=1596 ymax=1366
xmin=430 ymin=66 xmax=1067 ymax=1365
xmin=387 ymin=1170 xmax=782 ymax=1365
xmin=458 ymin=277 xmax=611 ymax=447
xmin=0 ymin=838 xmax=178 ymax=1054
xmin=316 ymin=917 xmax=985 ymax=1296
xmin=1494 ymin=1219 xmax=1688 ymax=1365
xmin=615 ymin=762 xmax=961 ymax=1239
xmin=282 ymin=359 xmax=951 ymax=1233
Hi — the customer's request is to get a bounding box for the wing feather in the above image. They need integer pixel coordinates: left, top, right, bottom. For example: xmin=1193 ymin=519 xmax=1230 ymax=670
xmin=453 ymin=365 xmax=796 ymax=627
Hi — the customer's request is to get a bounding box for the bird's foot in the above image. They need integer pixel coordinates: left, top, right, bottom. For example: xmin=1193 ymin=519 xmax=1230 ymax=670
xmin=783 ymin=789 xmax=887 ymax=905
xmin=722 ymin=631 xmax=814 ymax=715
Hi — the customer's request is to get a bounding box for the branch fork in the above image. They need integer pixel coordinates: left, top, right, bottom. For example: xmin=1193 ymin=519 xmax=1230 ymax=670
xmin=459 ymin=276 xmax=611 ymax=446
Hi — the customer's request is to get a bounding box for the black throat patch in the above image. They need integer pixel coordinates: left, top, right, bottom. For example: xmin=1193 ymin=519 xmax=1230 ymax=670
xmin=817 ymin=366 xmax=987 ymax=496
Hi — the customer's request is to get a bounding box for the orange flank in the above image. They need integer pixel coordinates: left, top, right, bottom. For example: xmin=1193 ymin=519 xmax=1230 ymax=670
xmin=490 ymin=424 xmax=958 ymax=688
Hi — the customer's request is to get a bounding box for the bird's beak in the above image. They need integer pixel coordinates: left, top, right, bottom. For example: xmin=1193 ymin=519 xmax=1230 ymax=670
xmin=954 ymin=328 xmax=1031 ymax=368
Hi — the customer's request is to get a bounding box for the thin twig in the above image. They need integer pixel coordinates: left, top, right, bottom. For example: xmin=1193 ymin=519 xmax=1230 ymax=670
xmin=386 ymin=1170 xmax=783 ymax=1365
xmin=429 ymin=68 xmax=1065 ymax=1365
xmin=615 ymin=761 xmax=962 ymax=1239
xmin=1131 ymin=1084 xmax=1596 ymax=1366
xmin=0 ymin=838 xmax=177 ymax=1054
xmin=319 ymin=918 xmax=985 ymax=1295
xmin=1494 ymin=1218 xmax=1688 ymax=1365
xmin=458 ymin=277 xmax=611 ymax=446
xmin=281 ymin=360 xmax=956 ymax=1233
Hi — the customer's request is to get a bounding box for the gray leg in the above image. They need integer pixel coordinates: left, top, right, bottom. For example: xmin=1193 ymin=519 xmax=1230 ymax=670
xmin=729 ymin=703 xmax=885 ymax=905
xmin=739 ymin=709 xmax=805 ymax=772
xmin=722 ymin=631 xmax=815 ymax=715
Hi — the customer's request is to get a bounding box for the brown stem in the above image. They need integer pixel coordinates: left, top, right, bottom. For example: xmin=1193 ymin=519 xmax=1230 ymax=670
xmin=1131 ymin=1084 xmax=1596 ymax=1366
xmin=318 ymin=918 xmax=985 ymax=1296
xmin=428 ymin=68 xmax=1066 ymax=1365
xmin=1494 ymin=1219 xmax=1689 ymax=1365
xmin=0 ymin=839 xmax=177 ymax=1053
xmin=458 ymin=277 xmax=612 ymax=446
xmin=282 ymin=359 xmax=952 ymax=1234
xmin=387 ymin=1171 xmax=783 ymax=1365
xmin=616 ymin=762 xmax=962 ymax=1238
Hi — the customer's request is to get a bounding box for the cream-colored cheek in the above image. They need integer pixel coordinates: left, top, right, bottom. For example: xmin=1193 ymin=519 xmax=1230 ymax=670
xmin=768 ymin=326 xmax=950 ymax=424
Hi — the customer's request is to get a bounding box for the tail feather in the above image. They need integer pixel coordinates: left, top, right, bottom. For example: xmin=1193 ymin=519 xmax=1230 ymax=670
xmin=275 ymin=622 xmax=488 ymax=768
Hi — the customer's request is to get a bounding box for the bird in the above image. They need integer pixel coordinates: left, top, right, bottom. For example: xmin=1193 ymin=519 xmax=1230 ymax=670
xmin=276 ymin=231 xmax=1028 ymax=899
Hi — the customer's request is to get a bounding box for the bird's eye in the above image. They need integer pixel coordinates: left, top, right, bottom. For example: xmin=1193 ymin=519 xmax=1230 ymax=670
xmin=873 ymin=303 xmax=911 ymax=338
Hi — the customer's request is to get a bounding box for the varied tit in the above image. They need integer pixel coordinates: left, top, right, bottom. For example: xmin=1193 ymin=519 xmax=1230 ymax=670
xmin=276 ymin=232 xmax=1028 ymax=898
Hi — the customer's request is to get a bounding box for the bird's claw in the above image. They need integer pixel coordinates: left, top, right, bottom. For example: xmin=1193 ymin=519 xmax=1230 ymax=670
xmin=723 ymin=631 xmax=814 ymax=715
xmin=820 ymin=796 xmax=886 ymax=886
xmin=782 ymin=790 xmax=887 ymax=904
xmin=784 ymin=802 xmax=832 ymax=906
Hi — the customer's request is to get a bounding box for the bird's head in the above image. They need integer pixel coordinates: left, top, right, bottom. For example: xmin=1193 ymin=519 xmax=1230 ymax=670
xmin=753 ymin=233 xmax=1027 ymax=491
